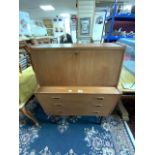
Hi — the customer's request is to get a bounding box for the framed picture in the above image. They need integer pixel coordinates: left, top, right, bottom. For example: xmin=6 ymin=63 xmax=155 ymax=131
xmin=80 ymin=17 xmax=90 ymax=35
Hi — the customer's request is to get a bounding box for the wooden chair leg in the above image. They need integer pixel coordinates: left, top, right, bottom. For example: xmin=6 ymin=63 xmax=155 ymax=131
xmin=20 ymin=107 xmax=39 ymax=126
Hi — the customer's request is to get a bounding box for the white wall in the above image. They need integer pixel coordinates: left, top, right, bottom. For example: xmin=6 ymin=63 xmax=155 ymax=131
xmin=92 ymin=10 xmax=110 ymax=41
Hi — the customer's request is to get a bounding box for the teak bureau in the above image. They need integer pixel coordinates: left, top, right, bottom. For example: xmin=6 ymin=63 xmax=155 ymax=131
xmin=29 ymin=43 xmax=125 ymax=117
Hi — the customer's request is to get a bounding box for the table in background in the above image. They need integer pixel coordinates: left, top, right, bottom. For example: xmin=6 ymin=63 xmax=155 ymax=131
xmin=117 ymin=67 xmax=135 ymax=120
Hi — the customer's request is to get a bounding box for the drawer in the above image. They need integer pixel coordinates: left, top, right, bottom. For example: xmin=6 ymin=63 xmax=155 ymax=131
xmin=37 ymin=93 xmax=119 ymax=104
xmin=45 ymin=108 xmax=109 ymax=116
xmin=36 ymin=94 xmax=63 ymax=104
xmin=35 ymin=93 xmax=120 ymax=116
xmin=43 ymin=107 xmax=108 ymax=116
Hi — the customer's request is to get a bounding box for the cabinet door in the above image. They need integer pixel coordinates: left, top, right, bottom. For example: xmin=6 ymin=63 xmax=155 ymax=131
xmin=30 ymin=47 xmax=124 ymax=87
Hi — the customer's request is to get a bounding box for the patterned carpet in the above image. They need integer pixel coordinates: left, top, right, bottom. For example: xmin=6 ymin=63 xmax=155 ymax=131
xmin=19 ymin=98 xmax=135 ymax=155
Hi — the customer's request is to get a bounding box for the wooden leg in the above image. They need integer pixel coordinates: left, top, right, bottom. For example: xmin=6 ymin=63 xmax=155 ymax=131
xmin=95 ymin=116 xmax=103 ymax=124
xmin=20 ymin=107 xmax=39 ymax=126
xmin=99 ymin=116 xmax=103 ymax=124
xmin=19 ymin=119 xmax=26 ymax=125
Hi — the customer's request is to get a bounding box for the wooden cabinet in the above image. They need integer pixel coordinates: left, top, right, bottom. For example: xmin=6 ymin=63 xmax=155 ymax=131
xmin=35 ymin=86 xmax=121 ymax=116
xmin=29 ymin=43 xmax=125 ymax=117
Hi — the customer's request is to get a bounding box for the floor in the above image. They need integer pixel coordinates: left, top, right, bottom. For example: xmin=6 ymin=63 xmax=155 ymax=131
xmin=122 ymin=98 xmax=135 ymax=137
xmin=19 ymin=97 xmax=135 ymax=155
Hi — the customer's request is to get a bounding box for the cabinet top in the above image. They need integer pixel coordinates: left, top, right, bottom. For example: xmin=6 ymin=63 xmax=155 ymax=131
xmin=36 ymin=86 xmax=121 ymax=94
xmin=30 ymin=43 xmax=125 ymax=50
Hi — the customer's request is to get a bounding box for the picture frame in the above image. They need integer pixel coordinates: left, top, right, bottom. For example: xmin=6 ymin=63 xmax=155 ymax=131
xmin=80 ymin=17 xmax=91 ymax=35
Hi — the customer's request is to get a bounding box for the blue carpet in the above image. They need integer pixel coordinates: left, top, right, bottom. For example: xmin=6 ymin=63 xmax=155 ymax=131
xmin=19 ymin=98 xmax=135 ymax=155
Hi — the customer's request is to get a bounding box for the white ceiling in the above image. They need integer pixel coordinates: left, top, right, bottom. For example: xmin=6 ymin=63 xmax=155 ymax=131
xmin=96 ymin=0 xmax=132 ymax=2
xmin=19 ymin=0 xmax=134 ymax=20
xmin=19 ymin=0 xmax=77 ymax=20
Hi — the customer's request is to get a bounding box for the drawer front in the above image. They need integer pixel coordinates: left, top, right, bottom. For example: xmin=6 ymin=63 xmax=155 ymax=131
xmin=35 ymin=93 xmax=120 ymax=116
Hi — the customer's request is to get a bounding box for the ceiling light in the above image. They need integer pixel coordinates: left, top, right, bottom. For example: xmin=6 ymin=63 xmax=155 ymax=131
xmin=60 ymin=13 xmax=70 ymax=18
xmin=40 ymin=5 xmax=55 ymax=11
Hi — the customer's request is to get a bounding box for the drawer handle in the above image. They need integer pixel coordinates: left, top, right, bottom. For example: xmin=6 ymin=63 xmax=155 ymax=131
xmin=93 ymin=111 xmax=100 ymax=114
xmin=96 ymin=97 xmax=104 ymax=100
xmin=93 ymin=104 xmax=104 ymax=107
xmin=51 ymin=97 xmax=61 ymax=100
xmin=53 ymin=103 xmax=62 ymax=107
